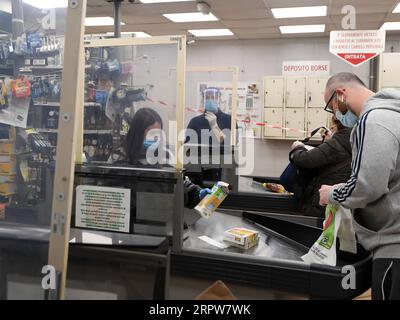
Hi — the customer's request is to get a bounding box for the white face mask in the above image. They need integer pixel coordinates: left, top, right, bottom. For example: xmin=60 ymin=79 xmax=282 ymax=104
xmin=333 ymin=94 xmax=358 ymax=128
xmin=144 ymin=128 xmax=163 ymax=149
xmin=335 ymin=109 xmax=358 ymax=128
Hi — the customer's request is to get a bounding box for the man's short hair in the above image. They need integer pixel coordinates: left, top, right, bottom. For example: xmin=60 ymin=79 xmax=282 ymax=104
xmin=326 ymin=72 xmax=367 ymax=92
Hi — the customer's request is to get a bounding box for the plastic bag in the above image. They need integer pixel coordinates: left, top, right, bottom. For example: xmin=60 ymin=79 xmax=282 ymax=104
xmin=337 ymin=206 xmax=357 ymax=254
xmin=302 ymin=204 xmax=357 ymax=266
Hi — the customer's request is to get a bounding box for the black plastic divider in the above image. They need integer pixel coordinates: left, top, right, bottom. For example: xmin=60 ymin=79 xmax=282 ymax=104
xmin=220 ymin=192 xmax=300 ymax=214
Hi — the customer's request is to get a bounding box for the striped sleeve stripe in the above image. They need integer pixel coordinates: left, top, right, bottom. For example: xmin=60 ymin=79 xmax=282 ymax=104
xmin=333 ymin=117 xmax=365 ymax=198
xmin=333 ymin=113 xmax=370 ymax=202
xmin=334 ymin=118 xmax=366 ymax=201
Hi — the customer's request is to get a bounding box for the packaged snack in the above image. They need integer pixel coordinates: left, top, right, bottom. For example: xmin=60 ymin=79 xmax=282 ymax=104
xmin=195 ymin=181 xmax=229 ymax=218
xmin=0 ymin=79 xmax=8 ymax=107
xmin=0 ymin=182 xmax=15 ymax=195
xmin=95 ymin=89 xmax=108 ymax=104
xmin=223 ymin=227 xmax=260 ymax=250
xmin=263 ymin=183 xmax=285 ymax=193
xmin=11 ymin=77 xmax=31 ymax=99
xmin=0 ymin=162 xmax=16 ymax=174
xmin=0 ymin=203 xmax=5 ymax=219
xmin=0 ymin=142 xmax=15 ymax=153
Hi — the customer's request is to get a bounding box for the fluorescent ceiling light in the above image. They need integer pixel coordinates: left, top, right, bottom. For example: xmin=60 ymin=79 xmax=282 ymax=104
xmin=0 ymin=1 xmax=12 ymax=13
xmin=23 ymin=0 xmax=67 ymax=8
xmin=188 ymin=29 xmax=234 ymax=37
xmin=380 ymin=22 xmax=400 ymax=30
xmin=163 ymin=12 xmax=218 ymax=23
xmin=85 ymin=17 xmax=125 ymax=27
xmin=279 ymin=24 xmax=326 ymax=34
xmin=106 ymin=32 xmax=151 ymax=38
xmin=393 ymin=3 xmax=400 ymax=13
xmin=271 ymin=6 xmax=327 ymax=19
xmin=140 ymin=0 xmax=193 ymax=3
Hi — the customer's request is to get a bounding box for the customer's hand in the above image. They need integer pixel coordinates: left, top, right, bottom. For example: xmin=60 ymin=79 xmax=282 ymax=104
xmin=321 ymin=128 xmax=333 ymax=140
xmin=319 ymin=185 xmax=334 ymax=206
xmin=205 ymin=111 xmax=218 ymax=129
xmin=291 ymin=140 xmax=305 ymax=150
xmin=199 ymin=188 xmax=212 ymax=200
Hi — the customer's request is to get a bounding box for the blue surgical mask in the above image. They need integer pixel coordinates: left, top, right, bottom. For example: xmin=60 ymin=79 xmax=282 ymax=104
xmin=335 ymin=109 xmax=358 ymax=128
xmin=205 ymin=100 xmax=218 ymax=113
xmin=143 ymin=139 xmax=159 ymax=150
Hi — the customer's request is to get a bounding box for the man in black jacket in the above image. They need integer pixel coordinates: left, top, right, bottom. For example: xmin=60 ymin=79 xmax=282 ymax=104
xmin=290 ymin=120 xmax=352 ymax=217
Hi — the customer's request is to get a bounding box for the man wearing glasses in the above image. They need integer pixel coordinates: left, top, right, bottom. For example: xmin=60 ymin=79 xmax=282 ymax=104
xmin=319 ymin=72 xmax=400 ymax=300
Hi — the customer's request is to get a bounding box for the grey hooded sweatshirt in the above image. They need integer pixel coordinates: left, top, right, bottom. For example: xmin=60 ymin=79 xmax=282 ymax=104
xmin=328 ymin=88 xmax=400 ymax=260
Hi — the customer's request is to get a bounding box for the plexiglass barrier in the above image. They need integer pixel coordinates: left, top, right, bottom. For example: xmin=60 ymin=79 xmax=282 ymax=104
xmin=65 ymin=36 xmax=186 ymax=299
xmin=0 ymin=1 xmax=68 ymax=299
xmin=82 ymin=39 xmax=182 ymax=169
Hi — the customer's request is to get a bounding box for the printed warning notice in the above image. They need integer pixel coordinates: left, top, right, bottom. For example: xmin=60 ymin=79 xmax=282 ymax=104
xmin=329 ymin=30 xmax=386 ymax=67
xmin=75 ymin=185 xmax=131 ymax=233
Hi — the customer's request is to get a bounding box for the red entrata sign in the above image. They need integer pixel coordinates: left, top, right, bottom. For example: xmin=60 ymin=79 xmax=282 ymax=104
xmin=336 ymin=53 xmax=378 ymax=66
xmin=330 ymin=31 xmax=386 ymax=67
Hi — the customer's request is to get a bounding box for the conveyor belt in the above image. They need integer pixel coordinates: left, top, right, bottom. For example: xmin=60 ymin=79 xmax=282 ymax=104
xmin=171 ymin=209 xmax=372 ymax=299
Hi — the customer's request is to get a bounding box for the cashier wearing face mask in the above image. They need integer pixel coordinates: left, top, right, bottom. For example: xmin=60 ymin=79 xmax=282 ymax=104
xmin=123 ymin=108 xmax=213 ymax=208
xmin=319 ymin=72 xmax=400 ymax=300
xmin=185 ymin=87 xmax=232 ymax=145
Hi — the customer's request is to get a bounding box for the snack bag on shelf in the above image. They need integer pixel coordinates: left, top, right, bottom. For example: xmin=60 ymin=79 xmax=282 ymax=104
xmin=11 ymin=77 xmax=31 ymax=99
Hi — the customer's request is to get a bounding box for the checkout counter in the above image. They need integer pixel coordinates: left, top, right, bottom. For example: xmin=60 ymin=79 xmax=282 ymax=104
xmin=75 ymin=164 xmax=372 ymax=299
xmin=0 ymin=164 xmax=371 ymax=299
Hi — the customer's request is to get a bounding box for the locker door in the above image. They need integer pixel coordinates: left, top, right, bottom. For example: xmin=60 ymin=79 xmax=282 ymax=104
xmin=381 ymin=53 xmax=400 ymax=88
xmin=264 ymin=108 xmax=283 ymax=138
xmin=308 ymin=77 xmax=328 ymax=108
xmin=264 ymin=77 xmax=284 ymax=107
xmin=285 ymin=77 xmax=306 ymax=108
xmin=285 ymin=108 xmax=305 ymax=139
xmin=307 ymin=109 xmax=328 ymax=139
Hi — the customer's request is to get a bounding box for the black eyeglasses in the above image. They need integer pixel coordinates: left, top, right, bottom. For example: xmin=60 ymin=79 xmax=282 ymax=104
xmin=324 ymin=91 xmax=336 ymax=114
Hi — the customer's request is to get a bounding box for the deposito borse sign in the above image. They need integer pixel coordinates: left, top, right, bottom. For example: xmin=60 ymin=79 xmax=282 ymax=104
xmin=282 ymin=61 xmax=330 ymax=76
xmin=330 ymin=30 xmax=386 ymax=67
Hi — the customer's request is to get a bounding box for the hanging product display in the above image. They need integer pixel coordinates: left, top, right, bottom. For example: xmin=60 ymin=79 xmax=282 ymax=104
xmin=10 ymin=77 xmax=31 ymax=99
xmin=83 ymin=45 xmax=151 ymax=162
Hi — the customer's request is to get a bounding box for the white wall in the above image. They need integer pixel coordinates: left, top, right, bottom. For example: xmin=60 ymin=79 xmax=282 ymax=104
xmin=186 ymin=36 xmax=400 ymax=177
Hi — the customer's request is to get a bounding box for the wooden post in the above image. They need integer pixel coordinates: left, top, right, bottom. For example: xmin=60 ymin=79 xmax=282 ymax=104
xmin=75 ymin=48 xmax=85 ymax=164
xmin=230 ymin=67 xmax=239 ymax=146
xmin=175 ymin=36 xmax=186 ymax=171
xmin=47 ymin=0 xmax=87 ymax=300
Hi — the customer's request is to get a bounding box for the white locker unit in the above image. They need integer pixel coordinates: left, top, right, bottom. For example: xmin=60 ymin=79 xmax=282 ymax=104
xmin=307 ymin=77 xmax=328 ymax=108
xmin=284 ymin=108 xmax=305 ymax=139
xmin=285 ymin=77 xmax=306 ymax=108
xmin=378 ymin=53 xmax=400 ymax=90
xmin=264 ymin=77 xmax=285 ymax=107
xmin=264 ymin=108 xmax=283 ymax=138
xmin=262 ymin=75 xmax=330 ymax=140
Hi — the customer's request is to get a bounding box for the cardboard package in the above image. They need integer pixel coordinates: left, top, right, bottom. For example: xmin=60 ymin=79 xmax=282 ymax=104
xmin=195 ymin=281 xmax=237 ymax=300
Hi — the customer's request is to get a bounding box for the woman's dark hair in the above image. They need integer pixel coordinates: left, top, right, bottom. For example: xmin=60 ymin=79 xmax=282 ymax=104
xmin=331 ymin=115 xmax=344 ymax=131
xmin=124 ymin=108 xmax=163 ymax=164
